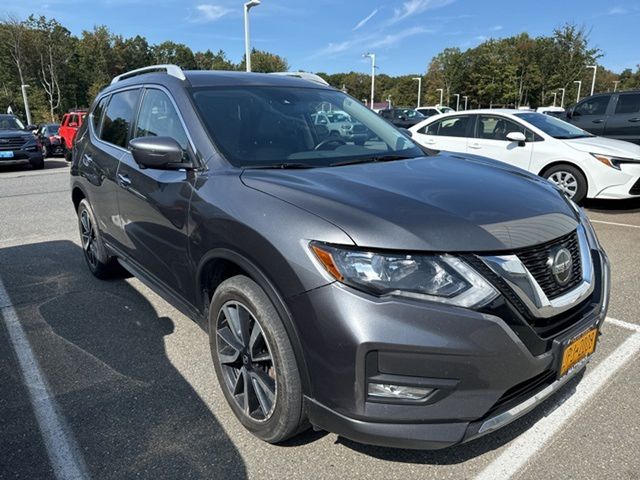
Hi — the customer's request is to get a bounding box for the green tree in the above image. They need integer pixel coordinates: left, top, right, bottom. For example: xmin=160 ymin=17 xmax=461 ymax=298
xmin=238 ymin=49 xmax=289 ymax=73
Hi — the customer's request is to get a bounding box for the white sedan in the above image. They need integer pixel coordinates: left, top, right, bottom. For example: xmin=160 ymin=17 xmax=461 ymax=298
xmin=409 ymin=109 xmax=640 ymax=202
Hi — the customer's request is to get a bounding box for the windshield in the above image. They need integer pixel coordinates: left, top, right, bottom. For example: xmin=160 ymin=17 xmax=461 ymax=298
xmin=398 ymin=109 xmax=423 ymax=119
xmin=515 ymin=112 xmax=593 ymax=139
xmin=440 ymin=107 xmax=454 ymax=114
xmin=0 ymin=116 xmax=25 ymax=130
xmin=190 ymin=86 xmax=422 ymax=168
xmin=47 ymin=125 xmax=60 ymax=135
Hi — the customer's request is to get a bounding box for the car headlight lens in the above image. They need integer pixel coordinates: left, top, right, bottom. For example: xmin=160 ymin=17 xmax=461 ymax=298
xmin=310 ymin=243 xmax=498 ymax=308
xmin=591 ymin=153 xmax=640 ymax=170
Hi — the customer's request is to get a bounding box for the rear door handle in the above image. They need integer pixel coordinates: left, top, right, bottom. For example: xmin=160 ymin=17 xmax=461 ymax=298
xmin=468 ymin=143 xmax=481 ymax=149
xmin=117 ymin=173 xmax=132 ymax=188
xmin=629 ymin=118 xmax=640 ymax=123
xmin=592 ymin=119 xmax=604 ymax=124
xmin=82 ymin=154 xmax=92 ymax=166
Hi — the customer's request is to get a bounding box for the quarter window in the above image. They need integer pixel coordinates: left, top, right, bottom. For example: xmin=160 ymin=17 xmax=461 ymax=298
xmin=575 ymin=96 xmax=610 ymax=116
xmin=134 ymin=89 xmax=189 ymax=150
xmin=615 ymin=94 xmax=640 ymax=114
xmin=100 ymin=89 xmax=139 ymax=148
xmin=91 ymin=97 xmax=108 ymax=135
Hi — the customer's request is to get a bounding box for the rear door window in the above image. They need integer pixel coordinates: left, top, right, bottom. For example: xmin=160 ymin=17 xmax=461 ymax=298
xmin=100 ymin=89 xmax=140 ymax=148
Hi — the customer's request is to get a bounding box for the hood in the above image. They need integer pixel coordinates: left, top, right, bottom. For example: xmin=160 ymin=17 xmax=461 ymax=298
xmin=0 ymin=129 xmax=30 ymax=138
xmin=241 ymin=152 xmax=579 ymax=252
xmin=564 ymin=136 xmax=640 ymax=159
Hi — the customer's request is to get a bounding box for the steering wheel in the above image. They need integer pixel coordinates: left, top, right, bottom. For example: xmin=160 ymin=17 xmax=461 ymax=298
xmin=314 ymin=136 xmax=347 ymax=151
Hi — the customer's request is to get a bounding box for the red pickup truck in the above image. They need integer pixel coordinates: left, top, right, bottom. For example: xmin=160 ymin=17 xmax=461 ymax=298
xmin=59 ymin=110 xmax=87 ymax=160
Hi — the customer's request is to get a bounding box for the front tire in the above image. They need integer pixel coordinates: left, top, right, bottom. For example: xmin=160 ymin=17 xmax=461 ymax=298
xmin=209 ymin=275 xmax=306 ymax=443
xmin=542 ymin=164 xmax=587 ymax=203
xmin=30 ymin=157 xmax=45 ymax=169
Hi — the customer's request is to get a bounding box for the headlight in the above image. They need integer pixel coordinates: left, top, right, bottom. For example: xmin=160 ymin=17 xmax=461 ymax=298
xmin=591 ymin=153 xmax=640 ymax=170
xmin=310 ymin=242 xmax=498 ymax=308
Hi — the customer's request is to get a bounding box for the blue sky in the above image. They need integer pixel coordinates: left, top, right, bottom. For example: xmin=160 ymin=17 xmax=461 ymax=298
xmin=5 ymin=0 xmax=640 ymax=76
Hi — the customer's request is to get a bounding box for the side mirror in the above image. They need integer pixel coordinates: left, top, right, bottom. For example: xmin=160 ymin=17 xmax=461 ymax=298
xmin=506 ymin=132 xmax=526 ymax=146
xmin=129 ymin=136 xmax=191 ymax=170
xmin=26 ymin=124 xmax=38 ymax=131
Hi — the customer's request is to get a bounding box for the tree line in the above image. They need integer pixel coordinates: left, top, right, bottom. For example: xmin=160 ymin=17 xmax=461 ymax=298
xmin=2 ymin=16 xmax=640 ymax=125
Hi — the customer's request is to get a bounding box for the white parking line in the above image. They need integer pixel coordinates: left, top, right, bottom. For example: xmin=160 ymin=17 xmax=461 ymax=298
xmin=590 ymin=219 xmax=640 ymax=230
xmin=606 ymin=316 xmax=640 ymax=333
xmin=0 ymin=276 xmax=90 ymax=480
xmin=475 ymin=325 xmax=640 ymax=480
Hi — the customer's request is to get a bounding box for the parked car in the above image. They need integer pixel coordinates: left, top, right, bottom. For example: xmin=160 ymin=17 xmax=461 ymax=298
xmin=416 ymin=105 xmax=455 ymax=118
xmin=59 ymin=109 xmax=87 ymax=159
xmin=72 ymin=65 xmax=609 ymax=450
xmin=378 ymin=108 xmax=425 ymax=128
xmin=37 ymin=123 xmax=63 ymax=157
xmin=410 ymin=109 xmax=640 ymax=202
xmin=537 ymin=106 xmax=565 ymax=118
xmin=0 ymin=114 xmax=44 ymax=169
xmin=311 ymin=110 xmax=368 ymax=145
xmin=565 ymin=91 xmax=640 ymax=144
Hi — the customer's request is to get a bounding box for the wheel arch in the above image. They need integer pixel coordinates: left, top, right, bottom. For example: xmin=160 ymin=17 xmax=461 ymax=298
xmin=538 ymin=160 xmax=591 ymax=195
xmin=196 ymin=248 xmax=312 ymax=395
xmin=71 ymin=184 xmax=87 ymax=212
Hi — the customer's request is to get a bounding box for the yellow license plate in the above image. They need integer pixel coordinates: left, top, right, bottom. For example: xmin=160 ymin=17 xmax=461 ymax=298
xmin=560 ymin=328 xmax=598 ymax=376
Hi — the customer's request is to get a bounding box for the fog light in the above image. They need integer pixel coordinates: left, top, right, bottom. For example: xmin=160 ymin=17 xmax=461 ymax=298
xmin=368 ymin=383 xmax=433 ymax=401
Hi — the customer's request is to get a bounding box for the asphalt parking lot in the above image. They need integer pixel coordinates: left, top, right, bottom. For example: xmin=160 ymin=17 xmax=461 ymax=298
xmin=1 ymin=160 xmax=639 ymax=480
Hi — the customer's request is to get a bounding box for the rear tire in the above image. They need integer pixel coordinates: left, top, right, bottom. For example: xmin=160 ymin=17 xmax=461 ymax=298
xmin=542 ymin=164 xmax=587 ymax=204
xmin=209 ymin=275 xmax=307 ymax=443
xmin=77 ymin=199 xmax=123 ymax=279
xmin=30 ymin=157 xmax=45 ymax=169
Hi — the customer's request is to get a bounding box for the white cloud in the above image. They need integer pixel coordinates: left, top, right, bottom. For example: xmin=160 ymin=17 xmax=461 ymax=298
xmin=490 ymin=25 xmax=503 ymax=31
xmin=196 ymin=4 xmax=232 ymax=22
xmin=353 ymin=8 xmax=379 ymax=31
xmin=390 ymin=0 xmax=455 ymax=23
xmin=370 ymin=26 xmax=432 ymax=48
xmin=608 ymin=6 xmax=627 ymax=15
xmin=316 ymin=26 xmax=433 ymax=57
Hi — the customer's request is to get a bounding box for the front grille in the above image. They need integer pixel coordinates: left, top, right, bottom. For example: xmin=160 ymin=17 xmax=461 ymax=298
xmin=629 ymin=178 xmax=640 ymax=195
xmin=0 ymin=136 xmax=27 ymax=151
xmin=351 ymin=124 xmax=367 ymax=134
xmin=515 ymin=230 xmax=582 ymax=299
xmin=483 ymin=370 xmax=556 ymax=419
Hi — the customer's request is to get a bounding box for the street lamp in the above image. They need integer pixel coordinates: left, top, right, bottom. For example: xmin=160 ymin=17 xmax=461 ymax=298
xmin=574 ymin=80 xmax=582 ymax=103
xmin=454 ymin=93 xmax=460 ymax=111
xmin=363 ymin=52 xmax=376 ymax=109
xmin=412 ymin=77 xmax=422 ymax=108
xmin=551 ymin=92 xmax=557 ymax=107
xmin=559 ymin=88 xmax=566 ymax=108
xmin=436 ymin=88 xmax=444 ymax=107
xmin=20 ymin=84 xmax=32 ymax=126
xmin=243 ymin=0 xmax=260 ymax=72
xmin=587 ymin=65 xmax=597 ymax=96
xmin=613 ymin=80 xmax=620 ymax=92
xmin=386 ymin=95 xmax=392 ymax=109
xmin=462 ymin=95 xmax=468 ymax=110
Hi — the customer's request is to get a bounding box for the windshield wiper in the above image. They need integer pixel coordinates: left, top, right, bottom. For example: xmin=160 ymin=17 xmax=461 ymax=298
xmin=243 ymin=162 xmax=316 ymax=170
xmin=330 ymin=155 xmax=414 ymax=167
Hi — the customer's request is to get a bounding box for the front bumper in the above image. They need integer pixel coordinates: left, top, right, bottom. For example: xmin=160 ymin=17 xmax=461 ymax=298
xmin=290 ymin=249 xmax=609 ymax=449
xmin=0 ymin=149 xmax=43 ymax=166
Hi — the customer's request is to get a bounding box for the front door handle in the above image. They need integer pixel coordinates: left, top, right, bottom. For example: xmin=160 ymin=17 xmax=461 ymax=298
xmin=82 ymin=154 xmax=92 ymax=166
xmin=629 ymin=118 xmax=640 ymax=123
xmin=592 ymin=119 xmax=604 ymax=124
xmin=117 ymin=173 xmax=132 ymax=188
xmin=468 ymin=143 xmax=482 ymax=149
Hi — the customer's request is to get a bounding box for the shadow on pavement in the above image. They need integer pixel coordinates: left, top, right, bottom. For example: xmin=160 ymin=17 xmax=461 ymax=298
xmin=0 ymin=240 xmax=247 ymax=480
xmin=0 ymin=157 xmax=69 ymax=174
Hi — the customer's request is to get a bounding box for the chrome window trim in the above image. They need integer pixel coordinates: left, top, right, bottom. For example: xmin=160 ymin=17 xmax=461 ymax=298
xmin=480 ymin=226 xmax=594 ymax=319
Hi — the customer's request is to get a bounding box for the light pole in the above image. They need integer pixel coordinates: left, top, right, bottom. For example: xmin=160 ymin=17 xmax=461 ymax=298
xmin=436 ymin=88 xmax=444 ymax=107
xmin=243 ymin=0 xmax=260 ymax=72
xmin=386 ymin=95 xmax=392 ymax=108
xmin=454 ymin=93 xmax=460 ymax=111
xmin=363 ymin=52 xmax=376 ymax=109
xmin=587 ymin=65 xmax=597 ymax=96
xmin=412 ymin=77 xmax=422 ymax=108
xmin=462 ymin=95 xmax=468 ymax=110
xmin=574 ymin=80 xmax=582 ymax=103
xmin=21 ymin=84 xmax=32 ymax=126
xmin=613 ymin=80 xmax=620 ymax=92
xmin=559 ymin=88 xmax=566 ymax=108
xmin=551 ymin=92 xmax=557 ymax=107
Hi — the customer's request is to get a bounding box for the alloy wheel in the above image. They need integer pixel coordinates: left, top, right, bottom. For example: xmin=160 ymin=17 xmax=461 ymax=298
xmin=216 ymin=301 xmax=277 ymax=422
xmin=80 ymin=209 xmax=99 ymax=269
xmin=548 ymin=171 xmax=578 ymax=198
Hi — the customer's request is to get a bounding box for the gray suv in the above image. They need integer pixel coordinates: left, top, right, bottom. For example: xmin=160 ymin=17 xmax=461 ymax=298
xmin=70 ymin=65 xmax=610 ymax=449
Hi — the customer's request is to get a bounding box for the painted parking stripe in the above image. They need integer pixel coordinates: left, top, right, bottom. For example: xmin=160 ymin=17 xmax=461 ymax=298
xmin=605 ymin=316 xmax=640 ymax=333
xmin=475 ymin=329 xmax=640 ymax=480
xmin=590 ymin=219 xmax=640 ymax=230
xmin=0 ymin=276 xmax=90 ymax=480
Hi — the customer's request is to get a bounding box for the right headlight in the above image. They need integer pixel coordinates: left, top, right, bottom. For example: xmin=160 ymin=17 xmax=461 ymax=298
xmin=310 ymin=242 xmax=498 ymax=308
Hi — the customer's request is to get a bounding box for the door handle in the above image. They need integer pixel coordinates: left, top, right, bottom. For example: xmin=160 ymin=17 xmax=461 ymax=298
xmin=117 ymin=173 xmax=132 ymax=188
xmin=629 ymin=118 xmax=640 ymax=123
xmin=468 ymin=143 xmax=481 ymax=149
xmin=82 ymin=154 xmax=92 ymax=166
xmin=424 ymin=139 xmax=436 ymax=145
xmin=592 ymin=119 xmax=604 ymax=124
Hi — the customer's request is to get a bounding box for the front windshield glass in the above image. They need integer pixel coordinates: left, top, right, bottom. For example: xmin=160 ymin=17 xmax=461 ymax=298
xmin=398 ymin=109 xmax=423 ymax=119
xmin=190 ymin=86 xmax=422 ymax=168
xmin=0 ymin=116 xmax=25 ymax=130
xmin=515 ymin=112 xmax=593 ymax=139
